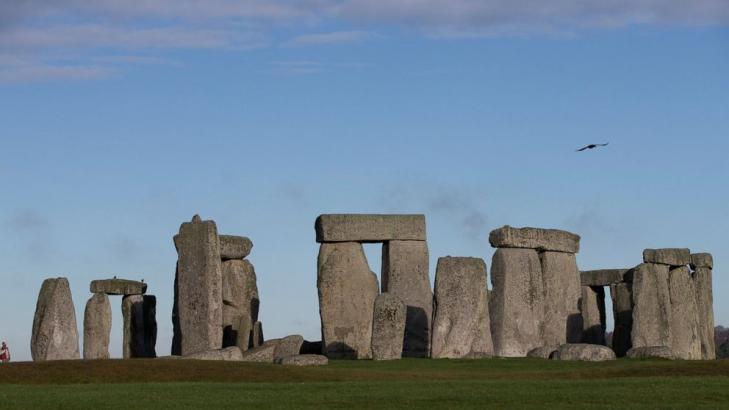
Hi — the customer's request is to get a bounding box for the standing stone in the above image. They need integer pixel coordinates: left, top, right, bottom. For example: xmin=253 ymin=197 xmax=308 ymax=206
xmin=540 ymin=252 xmax=582 ymax=346
xmin=643 ymin=248 xmax=691 ymax=266
xmin=171 ymin=263 xmax=181 ymax=356
xmin=252 ymin=321 xmax=264 ymax=347
xmin=315 ymin=214 xmax=426 ymax=243
xmin=668 ymin=266 xmax=701 ymax=359
xmin=219 ymin=235 xmax=253 ymax=260
xmin=221 ymin=259 xmax=259 ymax=351
xmin=580 ymin=286 xmax=606 ymax=345
xmin=317 ymin=242 xmax=379 ymax=359
xmin=692 ymin=260 xmax=716 ymax=360
xmin=174 ymin=215 xmax=223 ymax=355
xmin=631 ymin=263 xmax=672 ymax=349
xmin=83 ymin=293 xmax=111 ymax=359
xmin=432 ymin=257 xmax=493 ymax=359
xmin=122 ymin=295 xmax=145 ymax=359
xmin=381 ymin=240 xmax=432 ymax=357
xmin=610 ymin=282 xmax=633 ymax=357
xmin=371 ymin=293 xmax=406 ymax=360
xmin=490 ymin=248 xmax=544 ymax=357
xmin=31 ymin=278 xmax=80 ymax=361
xmin=143 ymin=295 xmax=157 ymax=358
xmin=489 ymin=226 xmax=580 ymax=253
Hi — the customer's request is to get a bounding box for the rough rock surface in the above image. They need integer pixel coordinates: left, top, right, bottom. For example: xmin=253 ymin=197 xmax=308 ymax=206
xmin=83 ymin=293 xmax=112 ymax=359
xmin=626 ymin=346 xmax=674 ymax=360
xmin=174 ymin=215 xmax=223 ymax=355
xmin=278 ymin=354 xmax=328 ymax=366
xmin=540 ymin=251 xmax=582 ymax=346
xmin=122 ymin=295 xmax=145 ymax=359
xmin=527 ymin=346 xmax=558 ymax=359
xmin=371 ymin=293 xmax=406 ymax=360
xmin=690 ymin=253 xmax=713 ymax=270
xmin=31 ymin=278 xmax=80 ymax=361
xmin=668 ymin=266 xmax=701 ymax=360
xmin=183 ymin=346 xmax=243 ymax=361
xmin=240 ymin=341 xmax=278 ymax=363
xmin=252 ymin=321 xmax=264 ymax=347
xmin=610 ymin=283 xmax=633 ymax=357
xmin=317 ymin=242 xmax=379 ymax=359
xmin=432 ymin=257 xmax=493 ymax=359
xmin=643 ymin=248 xmax=691 ymax=266
xmin=274 ymin=335 xmax=305 ymax=361
xmin=631 ymin=263 xmax=672 ymax=349
xmin=552 ymin=344 xmax=616 ymax=361
xmin=580 ymin=269 xmax=631 ymax=286
xmin=490 ymin=248 xmax=544 ymax=357
xmin=219 ymin=235 xmax=253 ymax=260
xmin=580 ymin=286 xmax=606 ymax=345
xmin=221 ymin=259 xmax=259 ymax=350
xmin=693 ymin=266 xmax=716 ymax=360
xmin=315 ymin=214 xmax=426 ymax=243
xmin=90 ymin=279 xmax=147 ymax=295
xmin=381 ymin=240 xmax=432 ymax=358
xmin=489 ymin=226 xmax=580 ymax=253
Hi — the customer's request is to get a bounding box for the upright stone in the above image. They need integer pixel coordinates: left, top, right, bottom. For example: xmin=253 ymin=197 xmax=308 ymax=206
xmin=143 ymin=295 xmax=157 ymax=358
xmin=540 ymin=251 xmax=582 ymax=346
xmin=371 ymin=293 xmax=406 ymax=360
xmin=490 ymin=248 xmax=544 ymax=357
xmin=174 ymin=215 xmax=223 ymax=355
xmin=382 ymin=240 xmax=432 ymax=357
xmin=692 ymin=253 xmax=716 ymax=360
xmin=122 ymin=295 xmax=145 ymax=359
xmin=221 ymin=259 xmax=259 ymax=350
xmin=317 ymin=242 xmax=379 ymax=359
xmin=252 ymin=321 xmax=264 ymax=347
xmin=631 ymin=263 xmax=672 ymax=349
xmin=581 ymin=286 xmax=606 ymax=345
xmin=668 ymin=266 xmax=701 ymax=360
xmin=643 ymin=248 xmax=691 ymax=266
xmin=31 ymin=278 xmax=80 ymax=361
xmin=489 ymin=226 xmax=580 ymax=253
xmin=610 ymin=282 xmax=633 ymax=357
xmin=315 ymin=214 xmax=426 ymax=243
xmin=83 ymin=293 xmax=111 ymax=359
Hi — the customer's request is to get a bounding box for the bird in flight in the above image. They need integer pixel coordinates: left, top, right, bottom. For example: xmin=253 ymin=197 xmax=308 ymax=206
xmin=576 ymin=142 xmax=609 ymax=152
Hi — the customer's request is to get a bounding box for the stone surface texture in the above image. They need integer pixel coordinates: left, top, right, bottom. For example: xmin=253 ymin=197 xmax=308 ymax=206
xmin=31 ymin=278 xmax=80 ymax=361
xmin=690 ymin=253 xmax=713 ymax=270
xmin=219 ymin=235 xmax=253 ymax=260
xmin=274 ymin=335 xmax=305 ymax=361
xmin=221 ymin=259 xmax=259 ymax=351
xmin=527 ymin=346 xmax=558 ymax=359
xmin=668 ymin=266 xmax=701 ymax=360
xmin=278 ymin=354 xmax=328 ymax=366
xmin=693 ymin=266 xmax=716 ymax=360
xmin=552 ymin=343 xmax=616 ymax=361
xmin=631 ymin=263 xmax=672 ymax=349
xmin=540 ymin=251 xmax=582 ymax=346
xmin=371 ymin=293 xmax=406 ymax=360
xmin=240 ymin=341 xmax=278 ymax=363
xmin=183 ymin=346 xmax=243 ymax=361
xmin=90 ymin=279 xmax=147 ymax=295
xmin=643 ymin=248 xmax=691 ymax=266
xmin=580 ymin=269 xmax=631 ymax=286
xmin=580 ymin=286 xmax=606 ymax=345
xmin=315 ymin=214 xmax=426 ymax=243
xmin=83 ymin=293 xmax=112 ymax=359
xmin=610 ymin=283 xmax=633 ymax=357
xmin=489 ymin=225 xmax=580 ymax=253
xmin=252 ymin=321 xmax=264 ymax=347
xmin=122 ymin=295 xmax=144 ymax=359
xmin=626 ymin=346 xmax=674 ymax=360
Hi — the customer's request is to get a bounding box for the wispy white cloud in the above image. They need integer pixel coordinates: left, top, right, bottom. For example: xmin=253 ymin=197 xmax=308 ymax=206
xmin=270 ymin=60 xmax=368 ymax=75
xmin=0 ymin=60 xmax=111 ymax=84
xmin=90 ymin=55 xmax=182 ymax=66
xmin=285 ymin=30 xmax=376 ymax=46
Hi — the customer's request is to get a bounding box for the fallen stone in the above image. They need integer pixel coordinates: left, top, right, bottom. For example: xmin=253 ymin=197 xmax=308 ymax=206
xmin=580 ymin=269 xmax=631 ymax=286
xmin=527 ymin=346 xmax=558 ymax=359
xmin=668 ymin=266 xmax=701 ymax=360
xmin=432 ymin=257 xmax=493 ymax=359
xmin=371 ymin=293 xmax=406 ymax=360
xmin=382 ymin=240 xmax=432 ymax=358
xmin=31 ymin=277 xmax=80 ymax=361
xmin=318 ymin=242 xmax=379 ymax=359
xmin=90 ymin=279 xmax=147 ymax=295
xmin=489 ymin=225 xmax=580 ymax=253
xmin=552 ymin=344 xmax=616 ymax=361
xmin=540 ymin=251 xmax=582 ymax=346
xmin=690 ymin=253 xmax=713 ymax=270
xmin=490 ymin=248 xmax=544 ymax=357
xmin=274 ymin=335 xmax=305 ymax=361
xmin=240 ymin=341 xmax=278 ymax=363
xmin=221 ymin=259 xmax=259 ymax=350
xmin=278 ymin=354 xmax=328 ymax=366
xmin=315 ymin=214 xmax=426 ymax=243
xmin=693 ymin=266 xmax=716 ymax=360
xmin=643 ymin=248 xmax=691 ymax=266
xmin=631 ymin=263 xmax=672 ymax=349
xmin=610 ymin=283 xmax=633 ymax=357
xmin=174 ymin=215 xmax=223 ymax=355
xmin=219 ymin=235 xmax=253 ymax=260
xmin=183 ymin=346 xmax=243 ymax=361
xmin=83 ymin=293 xmax=111 ymax=360
xmin=580 ymin=286 xmax=606 ymax=345
xmin=626 ymin=346 xmax=674 ymax=360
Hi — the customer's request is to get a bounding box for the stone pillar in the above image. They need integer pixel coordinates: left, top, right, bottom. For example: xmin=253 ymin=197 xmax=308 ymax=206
xmin=580 ymin=286 xmax=606 ymax=345
xmin=631 ymin=263 xmax=671 ymax=349
xmin=31 ymin=277 xmax=80 ymax=361
xmin=431 ymin=257 xmax=492 ymax=358
xmin=668 ymin=266 xmax=701 ymax=359
xmin=221 ymin=259 xmax=259 ymax=351
xmin=381 ymin=240 xmax=432 ymax=358
xmin=540 ymin=251 xmax=582 ymax=345
xmin=143 ymin=295 xmax=157 ymax=358
xmin=122 ymin=295 xmax=145 ymax=359
xmin=252 ymin=321 xmax=264 ymax=347
xmin=610 ymin=282 xmax=633 ymax=357
xmin=691 ymin=253 xmax=715 ymax=360
xmin=371 ymin=293 xmax=406 ymax=360
xmin=83 ymin=293 xmax=111 ymax=359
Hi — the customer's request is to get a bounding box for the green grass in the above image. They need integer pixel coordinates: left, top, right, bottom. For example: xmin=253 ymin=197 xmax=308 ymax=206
xmin=1 ymin=358 xmax=728 ymax=409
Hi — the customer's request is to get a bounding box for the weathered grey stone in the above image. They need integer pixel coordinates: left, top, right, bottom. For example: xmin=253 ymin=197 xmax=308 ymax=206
xmin=240 ymin=340 xmax=278 ymax=363
xmin=540 ymin=251 xmax=582 ymax=346
xmin=371 ymin=293 xmax=406 ymax=361
xmin=626 ymin=346 xmax=674 ymax=360
xmin=31 ymin=278 xmax=80 ymax=361
xmin=643 ymin=248 xmax=691 ymax=266
xmin=580 ymin=286 xmax=606 ymax=345
xmin=317 ymin=242 xmax=379 ymax=359
xmin=527 ymin=346 xmax=558 ymax=359
xmin=122 ymin=294 xmax=156 ymax=359
xmin=610 ymin=282 xmax=633 ymax=357
xmin=221 ymin=259 xmax=259 ymax=351
xmin=382 ymin=240 xmax=432 ymax=358
xmin=183 ymin=346 xmax=243 ymax=361
xmin=315 ymin=214 xmax=426 ymax=243
xmin=274 ymin=335 xmax=305 ymax=361
xmin=490 ymin=248 xmax=544 ymax=357
xmin=174 ymin=215 xmax=223 ymax=355
xmin=142 ymin=295 xmax=157 ymax=358
xmin=252 ymin=321 xmax=264 ymax=347
xmin=631 ymin=263 xmax=672 ymax=349
xmin=693 ymin=266 xmax=716 ymax=360
xmin=219 ymin=235 xmax=253 ymax=260
xmin=90 ymin=279 xmax=146 ymax=295
xmin=580 ymin=269 xmax=631 ymax=286
xmin=552 ymin=344 xmax=616 ymax=361
xmin=278 ymin=354 xmax=328 ymax=366
xmin=83 ymin=293 xmax=111 ymax=359
xmin=489 ymin=225 xmax=580 ymax=253
xmin=690 ymin=253 xmax=713 ymax=270
xmin=668 ymin=266 xmax=701 ymax=360
xmin=432 ymin=257 xmax=493 ymax=359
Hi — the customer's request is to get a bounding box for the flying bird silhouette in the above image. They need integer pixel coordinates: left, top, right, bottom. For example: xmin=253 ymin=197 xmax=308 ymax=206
xmin=576 ymin=142 xmax=609 ymax=152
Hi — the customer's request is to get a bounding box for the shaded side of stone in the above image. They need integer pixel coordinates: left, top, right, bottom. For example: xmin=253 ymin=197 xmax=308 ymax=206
xmin=693 ymin=266 xmax=716 ymax=360
xmin=221 ymin=259 xmax=259 ymax=351
xmin=489 ymin=225 xmax=580 ymax=253
xmin=631 ymin=263 xmax=672 ymax=349
xmin=610 ymin=282 xmax=633 ymax=357
xmin=540 ymin=251 xmax=582 ymax=346
xmin=668 ymin=266 xmax=701 ymax=360
xmin=31 ymin=277 xmax=80 ymax=361
xmin=315 ymin=214 xmax=426 ymax=243
xmin=143 ymin=295 xmax=157 ymax=358
xmin=252 ymin=321 xmax=264 ymax=347
xmin=122 ymin=295 xmax=145 ymax=359
xmin=580 ymin=269 xmax=631 ymax=286
xmin=83 ymin=293 xmax=111 ymax=359
xmin=171 ymin=263 xmax=181 ymax=356
xmin=580 ymin=286 xmax=606 ymax=345
xmin=371 ymin=293 xmax=406 ymax=360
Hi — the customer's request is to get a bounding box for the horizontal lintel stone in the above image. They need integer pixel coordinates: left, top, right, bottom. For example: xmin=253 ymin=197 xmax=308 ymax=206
xmin=642 ymin=248 xmax=691 ymax=266
xmin=488 ymin=225 xmax=580 ymax=253
xmin=90 ymin=279 xmax=147 ymax=295
xmin=580 ymin=269 xmax=633 ymax=286
xmin=219 ymin=235 xmax=253 ymax=260
xmin=315 ymin=214 xmax=426 ymax=243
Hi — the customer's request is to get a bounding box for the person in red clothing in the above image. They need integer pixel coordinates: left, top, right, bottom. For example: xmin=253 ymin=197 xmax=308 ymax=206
xmin=0 ymin=341 xmax=10 ymax=363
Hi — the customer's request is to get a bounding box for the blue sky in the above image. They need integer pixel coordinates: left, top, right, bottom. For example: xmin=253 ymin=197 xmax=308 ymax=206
xmin=1 ymin=1 xmax=728 ymax=360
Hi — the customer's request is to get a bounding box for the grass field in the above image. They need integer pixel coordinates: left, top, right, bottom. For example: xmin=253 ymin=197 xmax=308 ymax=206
xmin=1 ymin=358 xmax=728 ymax=409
